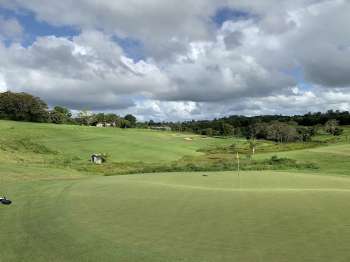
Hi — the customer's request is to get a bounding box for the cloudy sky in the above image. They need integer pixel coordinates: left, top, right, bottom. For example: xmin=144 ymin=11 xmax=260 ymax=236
xmin=0 ymin=0 xmax=349 ymax=121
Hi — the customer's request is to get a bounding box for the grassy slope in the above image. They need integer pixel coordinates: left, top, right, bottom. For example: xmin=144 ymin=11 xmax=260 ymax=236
xmin=254 ymin=143 xmax=350 ymax=176
xmin=0 ymin=120 xmax=233 ymax=163
xmin=2 ymin=120 xmax=350 ymax=261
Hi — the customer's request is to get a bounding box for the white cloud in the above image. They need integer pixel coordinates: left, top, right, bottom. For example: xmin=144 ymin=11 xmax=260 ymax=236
xmin=0 ymin=16 xmax=23 ymax=41
xmin=0 ymin=31 xmax=171 ymax=110
xmin=0 ymin=0 xmax=350 ymax=120
xmin=0 ymin=73 xmax=7 ymax=92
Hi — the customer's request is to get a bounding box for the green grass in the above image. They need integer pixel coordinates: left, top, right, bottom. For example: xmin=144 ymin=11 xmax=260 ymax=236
xmin=0 ymin=120 xmax=233 ymax=164
xmin=3 ymin=171 xmax=350 ymax=261
xmin=2 ymin=120 xmax=350 ymax=261
xmin=254 ymin=143 xmax=350 ymax=176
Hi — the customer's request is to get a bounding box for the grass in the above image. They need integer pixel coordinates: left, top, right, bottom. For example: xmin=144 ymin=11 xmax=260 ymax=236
xmin=2 ymin=120 xmax=349 ymax=176
xmin=3 ymin=172 xmax=350 ymax=261
xmin=0 ymin=120 xmax=232 ymax=163
xmin=253 ymin=143 xmax=350 ymax=176
xmin=2 ymin=120 xmax=350 ymax=261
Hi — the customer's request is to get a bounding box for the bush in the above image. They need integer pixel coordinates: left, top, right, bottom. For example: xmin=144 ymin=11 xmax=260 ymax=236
xmin=333 ymin=127 xmax=343 ymax=136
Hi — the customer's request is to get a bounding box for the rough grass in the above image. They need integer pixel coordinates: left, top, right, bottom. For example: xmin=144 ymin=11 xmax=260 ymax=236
xmin=254 ymin=143 xmax=350 ymax=176
xmin=200 ymin=140 xmax=322 ymax=154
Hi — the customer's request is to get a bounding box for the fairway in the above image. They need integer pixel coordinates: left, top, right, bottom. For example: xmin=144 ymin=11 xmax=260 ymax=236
xmin=0 ymin=121 xmax=233 ymax=163
xmin=2 ymin=171 xmax=350 ymax=262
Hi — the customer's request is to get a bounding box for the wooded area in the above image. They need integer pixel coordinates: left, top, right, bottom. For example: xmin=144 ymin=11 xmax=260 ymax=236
xmin=0 ymin=91 xmax=346 ymax=142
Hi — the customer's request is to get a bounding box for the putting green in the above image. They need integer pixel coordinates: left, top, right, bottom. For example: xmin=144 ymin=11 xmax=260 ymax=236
xmin=2 ymin=171 xmax=350 ymax=262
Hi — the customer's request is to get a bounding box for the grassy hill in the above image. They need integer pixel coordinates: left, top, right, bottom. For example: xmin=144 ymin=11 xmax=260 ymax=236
xmin=0 ymin=120 xmax=233 ymax=163
xmin=2 ymin=120 xmax=350 ymax=261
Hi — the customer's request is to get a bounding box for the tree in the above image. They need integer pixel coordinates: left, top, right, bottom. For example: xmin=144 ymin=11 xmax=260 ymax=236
xmin=49 ymin=106 xmax=72 ymax=124
xmin=297 ymin=127 xmax=313 ymax=142
xmin=222 ymin=123 xmax=234 ymax=136
xmin=247 ymin=122 xmax=269 ymax=139
xmin=325 ymin=119 xmax=343 ymax=136
xmin=124 ymin=114 xmax=137 ymax=127
xmin=202 ymin=128 xmax=213 ymax=136
xmin=266 ymin=122 xmax=298 ymax=143
xmin=0 ymin=91 xmax=48 ymax=122
xmin=333 ymin=127 xmax=344 ymax=136
xmin=119 ymin=119 xmax=132 ymax=128
xmin=94 ymin=113 xmax=106 ymax=124
xmin=49 ymin=110 xmax=66 ymax=124
xmin=53 ymin=106 xmax=72 ymax=118
xmin=77 ymin=110 xmax=94 ymax=126
xmin=105 ymin=113 xmax=119 ymax=124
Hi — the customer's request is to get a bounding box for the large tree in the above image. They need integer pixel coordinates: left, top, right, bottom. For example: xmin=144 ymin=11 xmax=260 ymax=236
xmin=325 ymin=119 xmax=343 ymax=136
xmin=76 ymin=110 xmax=94 ymax=126
xmin=49 ymin=106 xmax=72 ymax=124
xmin=124 ymin=114 xmax=137 ymax=127
xmin=54 ymin=106 xmax=72 ymax=118
xmin=266 ymin=122 xmax=299 ymax=143
xmin=222 ymin=123 xmax=234 ymax=136
xmin=105 ymin=113 xmax=119 ymax=124
xmin=0 ymin=91 xmax=48 ymax=122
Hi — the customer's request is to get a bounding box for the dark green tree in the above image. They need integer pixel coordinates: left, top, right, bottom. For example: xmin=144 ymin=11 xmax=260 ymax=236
xmin=124 ymin=114 xmax=137 ymax=127
xmin=222 ymin=123 xmax=234 ymax=136
xmin=202 ymin=128 xmax=214 ymax=136
xmin=120 ymin=119 xmax=132 ymax=128
xmin=49 ymin=106 xmax=72 ymax=124
xmin=0 ymin=91 xmax=48 ymax=122
xmin=94 ymin=113 xmax=106 ymax=124
xmin=105 ymin=113 xmax=119 ymax=124
xmin=53 ymin=106 xmax=72 ymax=118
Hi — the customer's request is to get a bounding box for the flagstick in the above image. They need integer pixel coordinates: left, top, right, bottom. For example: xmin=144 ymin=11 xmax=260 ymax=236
xmin=236 ymin=152 xmax=240 ymax=176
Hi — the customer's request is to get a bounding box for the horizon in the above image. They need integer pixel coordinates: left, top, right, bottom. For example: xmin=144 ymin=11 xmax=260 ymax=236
xmin=0 ymin=1 xmax=350 ymax=121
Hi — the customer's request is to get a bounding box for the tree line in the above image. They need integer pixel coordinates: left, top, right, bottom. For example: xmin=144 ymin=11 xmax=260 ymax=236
xmin=147 ymin=112 xmax=346 ymax=142
xmin=0 ymin=91 xmax=137 ymax=128
xmin=0 ymin=91 xmax=346 ymax=142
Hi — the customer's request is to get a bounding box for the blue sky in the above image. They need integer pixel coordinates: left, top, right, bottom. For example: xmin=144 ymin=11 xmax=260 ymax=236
xmin=0 ymin=6 xmax=149 ymax=62
xmin=0 ymin=7 xmax=79 ymax=47
xmin=112 ymin=36 xmax=145 ymax=62
xmin=212 ymin=7 xmax=254 ymax=27
xmin=1 ymin=5 xmax=253 ymax=56
xmin=0 ymin=0 xmax=349 ymax=120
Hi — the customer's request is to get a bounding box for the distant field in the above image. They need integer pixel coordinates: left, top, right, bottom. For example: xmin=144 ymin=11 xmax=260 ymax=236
xmin=2 ymin=120 xmax=350 ymax=261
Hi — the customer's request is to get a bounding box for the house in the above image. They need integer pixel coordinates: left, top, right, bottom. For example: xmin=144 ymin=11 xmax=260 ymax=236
xmin=96 ymin=122 xmax=114 ymax=128
xmin=91 ymin=154 xmax=103 ymax=164
xmin=150 ymin=126 xmax=172 ymax=131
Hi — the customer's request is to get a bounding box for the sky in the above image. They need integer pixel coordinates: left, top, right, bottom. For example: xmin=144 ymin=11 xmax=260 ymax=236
xmin=0 ymin=0 xmax=350 ymax=121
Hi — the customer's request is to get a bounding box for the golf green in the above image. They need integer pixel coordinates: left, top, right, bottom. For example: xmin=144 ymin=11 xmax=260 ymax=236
xmin=2 ymin=171 xmax=350 ymax=262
